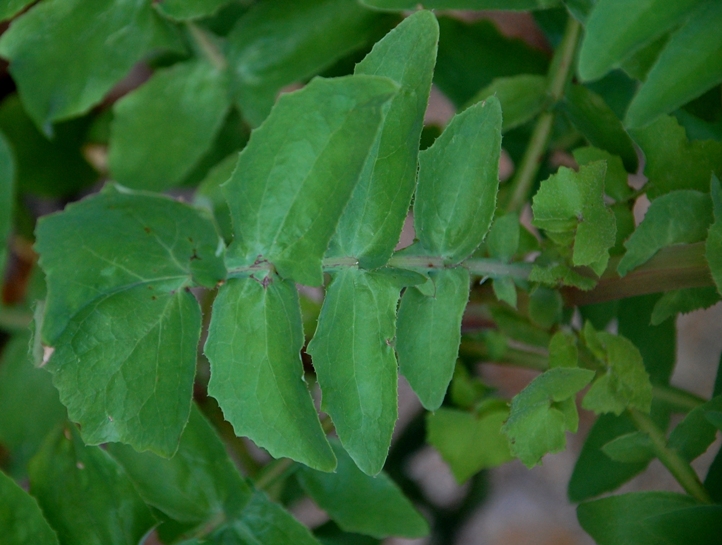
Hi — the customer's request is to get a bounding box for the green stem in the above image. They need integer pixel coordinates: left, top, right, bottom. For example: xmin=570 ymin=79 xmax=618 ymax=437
xmin=504 ymin=16 xmax=581 ymax=213
xmin=186 ymin=22 xmax=227 ymax=71
xmin=254 ymin=458 xmax=296 ymax=491
xmin=629 ymin=409 xmax=713 ymax=503
xmin=652 ymin=384 xmax=706 ymax=412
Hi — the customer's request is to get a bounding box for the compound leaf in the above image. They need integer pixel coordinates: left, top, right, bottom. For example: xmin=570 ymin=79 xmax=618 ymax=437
xmin=205 ymin=276 xmax=335 ymax=472
xmin=0 ymin=469 xmax=59 ymax=545
xmin=223 ymin=75 xmax=398 ymax=287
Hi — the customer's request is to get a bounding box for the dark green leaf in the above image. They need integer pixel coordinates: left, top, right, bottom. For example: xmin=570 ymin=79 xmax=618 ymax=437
xmin=650 ymin=287 xmax=721 ymax=325
xmin=548 ymin=331 xmax=578 ymax=369
xmin=572 ymin=147 xmax=632 ymax=202
xmin=0 ymin=131 xmax=13 ymax=277
xmin=314 ymin=521 xmax=380 ymax=545
xmin=631 ymin=115 xmax=722 ymax=199
xmin=487 ymin=212 xmax=520 ymax=263
xmin=427 ymin=406 xmax=513 ymax=483
xmin=560 ymin=85 xmax=638 ymax=172
xmin=578 ymin=0 xmax=707 ymax=82
xmin=222 ymin=75 xmax=398 ymax=287
xmin=668 ymin=395 xmax=722 ymax=462
xmin=643 ymin=505 xmax=722 ymax=545
xmin=205 ymin=276 xmax=335 ymax=471
xmin=194 ymin=153 xmax=238 ymax=243
xmin=619 ymin=34 xmax=669 ymax=82
xmin=0 ymin=0 xmax=181 ymax=131
xmin=225 ymin=0 xmax=391 ymax=126
xmin=29 ymin=426 xmax=155 ymax=545
xmin=155 ymin=0 xmax=232 ymax=21
xmin=307 ymin=268 xmax=403 ymax=475
xmin=415 ymin=97 xmax=502 ymax=263
xmin=108 ymin=60 xmax=231 ymax=191
xmin=617 ymin=190 xmax=712 ymax=276
xmin=705 ymin=439 xmax=722 ymax=502
xmin=328 ymin=11 xmax=438 ymax=269
xmin=503 ymin=367 xmax=595 ymax=467
xmin=297 ymin=440 xmax=428 ymax=538
xmin=466 ymin=75 xmax=547 ymax=132
xmin=361 ymin=0 xmax=558 ymax=9
xmin=0 ymin=0 xmax=34 ymax=21
xmin=577 ymin=492 xmax=701 ymax=545
xmin=107 ymin=405 xmax=252 ymax=523
xmin=601 ymin=432 xmax=655 ymax=463
xmin=625 ymin=2 xmax=722 ymax=129
xmin=528 ymin=287 xmax=562 ymax=329
xmin=0 ymin=469 xmax=59 ymax=545
xmin=397 ymin=268 xmax=470 ymax=410
xmin=707 ymin=175 xmax=722 ymax=296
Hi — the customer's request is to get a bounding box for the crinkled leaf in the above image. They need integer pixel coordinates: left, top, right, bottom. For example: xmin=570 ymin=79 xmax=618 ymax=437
xmin=307 ymin=268 xmax=403 ymax=475
xmin=601 ymin=432 xmax=655 ymax=463
xmin=503 ymin=367 xmax=595 ymax=467
xmin=223 ymin=75 xmax=397 ymax=287
xmin=625 ymin=2 xmax=722 ymax=129
xmin=0 ymin=131 xmax=13 ymax=278
xmin=155 ymin=0 xmax=232 ymax=21
xmin=297 ymin=440 xmax=428 ymax=538
xmin=578 ymin=0 xmax=708 ymax=81
xmin=0 ymin=469 xmax=59 ymax=545
xmin=328 ymin=11 xmax=438 ymax=268
xmin=397 ymin=268 xmax=470 ymax=410
xmin=427 ymin=406 xmax=513 ymax=483
xmin=361 ymin=0 xmax=557 ymax=10
xmin=225 ymin=0 xmax=391 ymax=126
xmin=707 ymin=175 xmax=722 ymax=296
xmin=487 ymin=212 xmax=520 ymax=263
xmin=415 ymin=97 xmax=501 ymax=263
xmin=573 ymin=146 xmax=632 ymax=202
xmin=0 ymin=0 xmax=180 ymax=131
xmin=107 ymin=405 xmax=252 ymax=524
xmin=205 ymin=276 xmax=335 ymax=472
xmin=651 ymin=286 xmax=720 ymax=325
xmin=109 ymin=59 xmax=230 ymax=191
xmin=667 ymin=395 xmax=722 ymax=462
xmin=29 ymin=426 xmax=155 ymax=545
xmin=631 ymin=115 xmax=722 ymax=199
xmin=617 ymin=190 xmax=712 ymax=276
xmin=560 ymin=85 xmax=638 ymax=172
xmin=466 ymin=75 xmax=546 ymax=132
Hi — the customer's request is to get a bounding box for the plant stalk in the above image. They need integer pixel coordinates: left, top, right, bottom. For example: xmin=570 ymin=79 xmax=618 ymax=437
xmin=186 ymin=22 xmax=227 ymax=71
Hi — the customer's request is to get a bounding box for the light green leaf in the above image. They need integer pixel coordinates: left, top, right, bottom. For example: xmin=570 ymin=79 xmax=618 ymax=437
xmin=548 ymin=331 xmax=578 ymax=369
xmin=487 ymin=212 xmax=520 ymax=263
xmin=107 ymin=405 xmax=252 ymax=524
xmin=625 ymin=2 xmax=722 ymax=129
xmin=668 ymin=395 xmax=722 ymax=462
xmin=155 ymin=0 xmax=232 ymax=21
xmin=529 ymin=262 xmax=597 ymax=291
xmin=205 ymin=276 xmax=335 ymax=471
xmin=560 ymin=85 xmax=638 ymax=172
xmin=0 ymin=131 xmax=13 ymax=278
xmin=0 ymin=469 xmax=59 ymax=545
xmin=502 ymin=367 xmax=595 ymax=467
xmin=29 ymin=426 xmax=155 ymax=545
xmin=650 ymin=287 xmax=721 ymax=325
xmin=223 ymin=75 xmax=397 ymax=287
xmin=415 ymin=97 xmax=502 ymax=263
xmin=307 ymin=268 xmax=402 ymax=475
xmin=194 ymin=153 xmax=239 ymax=244
xmin=0 ymin=0 xmax=34 ymax=21
xmin=601 ymin=432 xmax=655 ymax=463
xmin=449 ymin=364 xmax=488 ymax=410
xmin=0 ymin=0 xmax=180 ymax=131
xmin=361 ymin=1 xmax=559 ymax=11
xmin=397 ymin=268 xmax=470 ymax=410
xmin=631 ymin=115 xmax=722 ymax=199
xmin=109 ymin=60 xmax=230 ymax=191
xmin=707 ymin=175 xmax=722 ymax=296
xmin=492 ymin=276 xmax=518 ymax=308
xmin=297 ymin=440 xmax=428 ymax=538
xmin=328 ymin=11 xmax=438 ymax=269
xmin=617 ymin=190 xmax=712 ymax=276
xmin=466 ymin=75 xmax=547 ymax=132
xmin=578 ymin=0 xmax=707 ymax=82
xmin=573 ymin=146 xmax=632 ymax=202
xmin=582 ymin=326 xmax=653 ymax=415
xmin=225 ymin=0 xmax=390 ymax=126
xmin=427 ymin=406 xmax=513 ymax=483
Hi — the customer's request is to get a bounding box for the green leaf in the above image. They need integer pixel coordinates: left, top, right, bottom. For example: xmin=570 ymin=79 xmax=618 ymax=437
xmin=107 ymin=405 xmax=252 ymax=524
xmin=108 ymin=60 xmax=230 ymax=191
xmin=643 ymin=505 xmax=722 ymax=545
xmin=415 ymin=97 xmax=502 ymax=263
xmin=466 ymin=75 xmax=547 ymax=132
xmin=297 ymin=440 xmax=428 ymax=538
xmin=0 ymin=469 xmax=59 ymax=545
xmin=667 ymin=395 xmax=722 ymax=462
xmin=487 ymin=212 xmax=520 ymax=263
xmin=560 ymin=85 xmax=638 ymax=172
xmin=601 ymin=432 xmax=655 ymax=463
xmin=707 ymin=175 xmax=722 ymax=296
xmin=314 ymin=522 xmax=380 ymax=545
xmin=492 ymin=276 xmax=518 ymax=308
xmin=155 ymin=0 xmax=232 ymax=21
xmin=0 ymin=95 xmax=97 ymax=197
xmin=572 ymin=147 xmax=632 ymax=202
xmin=35 ymin=186 xmax=225 ymax=456
xmin=529 ymin=262 xmax=597 ymax=290
xmin=0 ymin=0 xmax=180 ymax=131
xmin=617 ymin=190 xmax=713 ymax=276
xmin=651 ymin=287 xmax=721 ymax=325
xmin=532 ymin=162 xmax=616 ymax=275
xmin=434 ymin=17 xmax=548 ymax=107
xmin=577 ymin=492 xmax=701 ymax=545
xmin=625 ymin=2 xmax=722 ymax=129
xmin=548 ymin=331 xmax=578 ymax=369
xmin=397 ymin=268 xmax=470 ymax=410
xmin=631 ymin=115 xmax=722 ymax=199
xmin=528 ymin=287 xmax=562 ymax=329
xmin=205 ymin=276 xmax=335 ymax=471
xmin=225 ymin=0 xmax=391 ymax=126
xmin=362 ymin=0 xmax=557 ymax=9
xmin=194 ymin=153 xmax=239 ymax=244
xmin=328 ymin=11 xmax=438 ymax=269
xmin=427 ymin=406 xmax=513 ymax=483
xmin=307 ymin=268 xmax=402 ymax=475
xmin=222 ymin=75 xmax=397 ymax=287
xmin=502 ymin=367 xmax=595 ymax=467
xmin=0 ymin=0 xmax=34 ymax=21
xmin=582 ymin=326 xmax=653 ymax=415
xmin=578 ymin=0 xmax=708 ymax=82
xmin=29 ymin=426 xmax=155 ymax=545
xmin=0 ymin=131 xmax=13 ymax=278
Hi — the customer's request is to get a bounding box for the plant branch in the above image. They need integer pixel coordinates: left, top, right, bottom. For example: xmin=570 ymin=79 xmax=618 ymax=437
xmin=186 ymin=22 xmax=227 ymax=71
xmin=629 ymin=409 xmax=713 ymax=503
